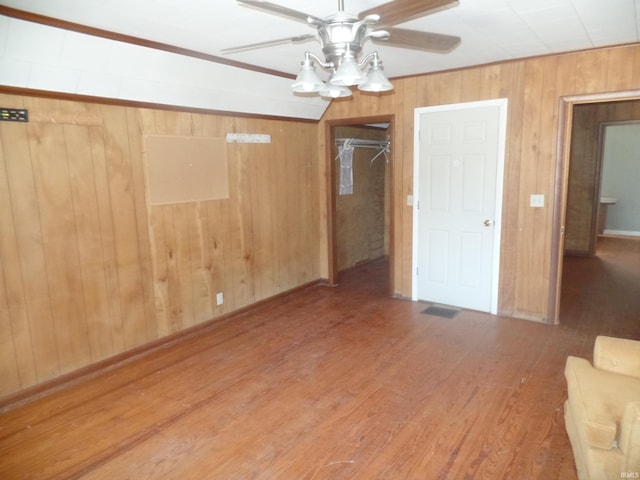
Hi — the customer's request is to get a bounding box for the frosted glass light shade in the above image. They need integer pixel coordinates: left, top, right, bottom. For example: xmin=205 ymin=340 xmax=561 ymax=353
xmin=320 ymin=83 xmax=352 ymax=98
xmin=358 ymin=66 xmax=393 ymax=92
xmin=291 ymin=63 xmax=324 ymax=93
xmin=330 ymin=55 xmax=366 ymax=86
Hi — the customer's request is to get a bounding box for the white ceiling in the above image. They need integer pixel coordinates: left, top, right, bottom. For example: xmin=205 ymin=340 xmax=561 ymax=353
xmin=1 ymin=0 xmax=639 ymax=119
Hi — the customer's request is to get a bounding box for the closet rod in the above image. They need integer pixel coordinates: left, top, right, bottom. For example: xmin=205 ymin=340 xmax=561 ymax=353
xmin=335 ymin=138 xmax=390 ymax=149
xmin=335 ymin=137 xmax=390 ymax=164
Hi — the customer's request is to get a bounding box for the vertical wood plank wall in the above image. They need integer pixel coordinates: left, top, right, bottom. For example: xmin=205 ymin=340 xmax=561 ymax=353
xmin=565 ymin=99 xmax=640 ymax=255
xmin=0 ymin=95 xmax=320 ymax=397
xmin=334 ymin=126 xmax=389 ymax=271
xmin=319 ymin=43 xmax=640 ymax=322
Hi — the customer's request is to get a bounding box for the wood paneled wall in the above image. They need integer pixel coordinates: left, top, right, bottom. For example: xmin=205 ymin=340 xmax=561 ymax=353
xmin=334 ymin=126 xmax=389 ymax=271
xmin=2 ymin=43 xmax=639 ymax=397
xmin=565 ymin=99 xmax=640 ymax=255
xmin=0 ymin=94 xmax=320 ymax=398
xmin=319 ymin=43 xmax=640 ymax=322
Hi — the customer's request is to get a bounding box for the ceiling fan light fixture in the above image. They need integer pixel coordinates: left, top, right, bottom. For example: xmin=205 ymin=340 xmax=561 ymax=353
xmin=358 ymin=54 xmax=393 ymax=92
xmin=291 ymin=55 xmax=325 ymax=93
xmin=233 ymin=0 xmax=462 ymax=100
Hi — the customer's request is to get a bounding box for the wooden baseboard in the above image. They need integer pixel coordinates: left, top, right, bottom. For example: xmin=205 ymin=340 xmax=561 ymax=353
xmin=0 ymin=279 xmax=327 ymax=411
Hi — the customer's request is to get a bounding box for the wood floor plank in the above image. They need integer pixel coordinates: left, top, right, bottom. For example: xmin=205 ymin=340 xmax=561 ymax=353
xmin=1 ymin=238 xmax=639 ymax=479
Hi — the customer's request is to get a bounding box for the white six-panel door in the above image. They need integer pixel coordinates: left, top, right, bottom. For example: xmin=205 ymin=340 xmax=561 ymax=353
xmin=412 ymin=99 xmax=507 ymax=313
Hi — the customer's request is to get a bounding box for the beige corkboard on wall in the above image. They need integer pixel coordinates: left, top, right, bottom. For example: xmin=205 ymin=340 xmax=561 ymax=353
xmin=145 ymin=135 xmax=229 ymax=205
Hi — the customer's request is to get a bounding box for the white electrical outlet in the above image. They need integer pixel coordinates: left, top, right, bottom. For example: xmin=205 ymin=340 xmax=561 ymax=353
xmin=530 ymin=194 xmax=545 ymax=208
xmin=216 ymin=292 xmax=224 ymax=306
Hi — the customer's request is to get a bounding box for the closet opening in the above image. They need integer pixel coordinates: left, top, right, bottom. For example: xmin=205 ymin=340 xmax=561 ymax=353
xmin=326 ymin=116 xmax=394 ymax=294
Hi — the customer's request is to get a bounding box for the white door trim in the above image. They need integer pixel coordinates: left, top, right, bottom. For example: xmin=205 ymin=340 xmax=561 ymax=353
xmin=412 ymin=98 xmax=508 ymax=314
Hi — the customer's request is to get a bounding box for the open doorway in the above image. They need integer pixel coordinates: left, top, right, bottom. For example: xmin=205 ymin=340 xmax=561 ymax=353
xmin=563 ymin=101 xmax=640 ymax=257
xmin=551 ymin=93 xmax=640 ymax=324
xmin=326 ymin=116 xmax=394 ymax=293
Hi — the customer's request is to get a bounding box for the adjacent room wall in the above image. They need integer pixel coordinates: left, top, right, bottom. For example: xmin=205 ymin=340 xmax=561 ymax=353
xmin=0 ymin=94 xmax=320 ymax=398
xmin=319 ymin=42 xmax=640 ymax=322
xmin=601 ymin=123 xmax=640 ymax=235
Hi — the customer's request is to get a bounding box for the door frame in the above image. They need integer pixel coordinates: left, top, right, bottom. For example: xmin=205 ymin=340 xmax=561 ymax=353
xmin=325 ymin=115 xmax=395 ymax=294
xmin=412 ymin=98 xmax=508 ymax=314
xmin=550 ymin=89 xmax=640 ymax=323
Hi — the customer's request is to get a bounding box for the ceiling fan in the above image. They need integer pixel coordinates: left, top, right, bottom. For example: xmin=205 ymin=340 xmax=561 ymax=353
xmin=223 ymin=0 xmax=461 ymax=98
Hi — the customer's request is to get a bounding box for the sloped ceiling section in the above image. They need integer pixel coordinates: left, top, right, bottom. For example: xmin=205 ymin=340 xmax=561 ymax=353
xmin=0 ymin=15 xmax=330 ymax=120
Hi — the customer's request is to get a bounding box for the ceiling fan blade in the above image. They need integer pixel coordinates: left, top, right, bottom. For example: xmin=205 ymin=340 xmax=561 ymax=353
xmin=221 ymin=34 xmax=316 ymax=54
xmin=371 ymin=27 xmax=461 ymax=53
xmin=236 ymin=0 xmax=322 ymax=24
xmin=360 ymin=0 xmax=459 ymax=26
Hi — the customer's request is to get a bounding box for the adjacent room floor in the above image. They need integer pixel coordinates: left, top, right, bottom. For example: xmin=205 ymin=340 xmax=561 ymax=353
xmin=0 ymin=236 xmax=638 ymax=479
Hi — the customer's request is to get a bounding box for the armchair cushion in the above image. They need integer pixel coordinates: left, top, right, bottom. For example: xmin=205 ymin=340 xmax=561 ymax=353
xmin=619 ymin=401 xmax=640 ymax=460
xmin=594 ymin=336 xmax=640 ymax=379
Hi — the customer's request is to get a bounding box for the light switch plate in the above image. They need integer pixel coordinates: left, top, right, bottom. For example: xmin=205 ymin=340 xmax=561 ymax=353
xmin=530 ymin=194 xmax=545 ymax=208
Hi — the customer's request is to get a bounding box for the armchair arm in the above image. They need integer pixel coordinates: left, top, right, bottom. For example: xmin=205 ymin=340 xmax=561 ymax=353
xmin=594 ymin=336 xmax=640 ymax=379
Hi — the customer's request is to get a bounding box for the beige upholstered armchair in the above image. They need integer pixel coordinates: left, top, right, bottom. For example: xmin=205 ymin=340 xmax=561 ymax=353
xmin=564 ymin=335 xmax=640 ymax=479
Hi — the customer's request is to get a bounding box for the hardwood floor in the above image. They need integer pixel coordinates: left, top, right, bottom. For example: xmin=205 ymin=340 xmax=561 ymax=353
xmin=560 ymin=235 xmax=640 ymax=338
xmin=1 ymin=237 xmax=638 ymax=479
